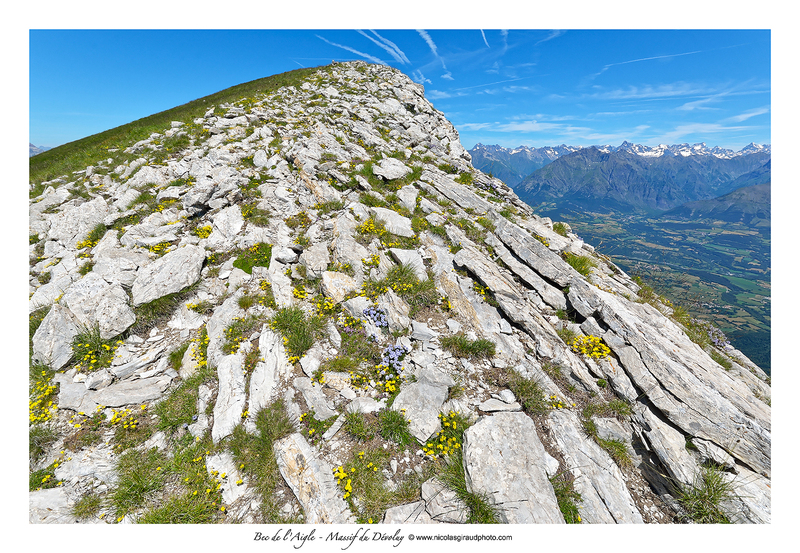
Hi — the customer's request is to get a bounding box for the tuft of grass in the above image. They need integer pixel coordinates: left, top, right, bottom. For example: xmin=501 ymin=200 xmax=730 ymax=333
xmin=154 ymin=365 xmax=216 ymax=433
xmin=29 ymin=423 xmax=58 ymax=463
xmin=440 ymin=334 xmax=496 ymax=359
xmin=343 ymin=411 xmax=376 ymax=442
xmin=563 ymin=252 xmax=596 ymax=276
xmin=507 ymin=372 xmax=549 ymax=415
xmin=222 ymin=314 xmax=263 ymax=355
xmin=71 ymin=325 xmax=120 ymax=372
xmin=377 ymin=409 xmax=415 ymax=447
xmin=436 ymin=450 xmax=500 ymax=523
xmin=227 ymin=400 xmax=296 ymax=522
xmin=709 ymin=349 xmax=733 ymax=370
xmin=137 ymin=492 xmax=217 ymax=524
xmin=677 ymin=464 xmax=734 ymax=524
xmin=553 ymin=222 xmax=569 ymax=237
xmin=270 ymin=306 xmax=326 ymax=362
xmin=550 ymin=473 xmax=582 ymax=523
xmin=110 ymin=448 xmax=168 ymax=520
xmin=333 ymin=446 xmax=421 ymax=524
xmin=71 ymin=492 xmax=103 ymax=521
xmin=168 ymin=342 xmax=190 ymax=372
xmin=556 ymin=326 xmax=578 ymax=345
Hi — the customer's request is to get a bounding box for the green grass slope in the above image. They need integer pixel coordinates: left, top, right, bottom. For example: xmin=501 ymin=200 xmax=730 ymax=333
xmin=29 ymin=66 xmax=319 ymax=187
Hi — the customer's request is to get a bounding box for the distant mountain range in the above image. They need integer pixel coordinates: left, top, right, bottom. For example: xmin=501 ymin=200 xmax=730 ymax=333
xmin=516 ymin=147 xmax=771 ymax=214
xmin=468 ymin=141 xmax=771 ymax=187
xmin=29 ymin=143 xmax=51 ymax=157
xmin=468 ymin=143 xmax=581 ymax=186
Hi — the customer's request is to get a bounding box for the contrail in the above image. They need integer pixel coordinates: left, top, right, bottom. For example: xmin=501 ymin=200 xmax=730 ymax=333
xmin=316 ymin=35 xmax=386 ymax=65
xmin=417 ymin=29 xmax=450 ymax=77
xmin=361 ymin=30 xmax=410 ymax=64
xmin=591 ymin=50 xmax=703 ymax=79
xmin=480 ymin=29 xmax=489 ymax=48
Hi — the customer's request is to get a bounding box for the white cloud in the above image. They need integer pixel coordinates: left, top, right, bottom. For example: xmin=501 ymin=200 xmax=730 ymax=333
xmin=426 ymin=90 xmax=452 ymax=99
xmin=417 ymin=29 xmax=451 ymax=77
xmin=723 ymin=106 xmax=770 ymax=122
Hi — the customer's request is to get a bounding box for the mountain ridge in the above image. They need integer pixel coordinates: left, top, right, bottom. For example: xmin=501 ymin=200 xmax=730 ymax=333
xmin=515 ymin=146 xmax=771 ymax=214
xmin=28 ymin=61 xmax=770 ymax=526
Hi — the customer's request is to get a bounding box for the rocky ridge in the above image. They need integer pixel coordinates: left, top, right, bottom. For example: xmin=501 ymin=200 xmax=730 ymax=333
xmin=28 ymin=61 xmax=770 ymax=525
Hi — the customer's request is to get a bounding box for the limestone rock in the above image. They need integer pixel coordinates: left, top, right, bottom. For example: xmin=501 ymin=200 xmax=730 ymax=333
xmin=370 ymin=207 xmax=414 ymax=237
xmin=546 ymin=410 xmax=644 ymax=523
xmin=62 ymin=273 xmax=136 ymax=339
xmin=32 ymin=304 xmax=81 ymax=370
xmin=299 ymin=242 xmax=330 ymax=279
xmin=273 ymin=432 xmax=355 ymax=523
xmin=373 ymin=157 xmax=412 ymax=181
xmin=321 ymin=271 xmax=359 ymax=304
xmin=131 ymin=245 xmax=205 ymax=306
xmin=212 ymin=354 xmax=247 ymax=443
xmin=462 ymin=412 xmax=565 ymax=523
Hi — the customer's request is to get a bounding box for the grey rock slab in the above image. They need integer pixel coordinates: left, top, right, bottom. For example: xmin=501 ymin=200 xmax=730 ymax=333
xmin=299 ymin=346 xmax=324 ymax=378
xmin=421 ymin=478 xmax=468 ymax=523
xmin=370 ymin=207 xmax=414 ymax=237
xmin=546 ymin=410 xmax=644 ymax=523
xmin=410 ymin=320 xmax=439 ymax=342
xmin=693 ymin=437 xmax=735 ymax=469
xmin=722 ymin=464 xmax=771 ymax=524
xmin=396 ymin=184 xmax=419 ymax=211
xmin=493 ymin=217 xmax=577 ymax=288
xmin=383 ymin=501 xmax=438 ymax=524
xmin=391 ymin=380 xmax=448 ymax=443
xmin=53 ymin=441 xmax=117 ymax=487
xmin=478 ymin=398 xmax=521 ymax=412
xmin=46 ymin=196 xmax=110 ymax=248
xmin=299 ymin=242 xmax=330 ymax=279
xmin=53 ymin=372 xmax=96 ymax=413
xmin=108 ymin=344 xmax=165 ymax=379
xmin=61 ymin=273 xmax=136 ymax=339
xmin=245 ymin=329 xmax=292 ymax=432
xmin=273 ymin=432 xmax=355 ymax=524
xmin=206 ymin=451 xmax=247 ymax=505
xmin=321 ymin=271 xmax=359 ymax=304
xmin=634 ymin=405 xmax=700 ymax=487
xmin=212 ymin=354 xmax=247 ymax=443
xmin=91 ymin=375 xmax=172 ymax=408
xmin=568 ymin=277 xmax=771 ymax=477
xmin=294 ymin=377 xmax=337 ymax=420
xmin=419 ymin=169 xmax=494 ymax=214
xmin=32 ymin=303 xmax=81 ymax=370
xmin=484 ymin=232 xmax=566 ymax=310
xmin=462 ymin=411 xmax=565 ymax=523
xmin=29 ymin=487 xmax=74 ymax=523
xmin=345 ymin=397 xmax=386 ymax=414
xmin=131 ymin=245 xmax=205 ymax=306
xmin=377 ymin=288 xmax=410 ymax=333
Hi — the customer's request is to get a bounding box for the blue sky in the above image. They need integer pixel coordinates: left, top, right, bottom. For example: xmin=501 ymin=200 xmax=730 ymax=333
xmin=30 ymin=29 xmax=770 ymax=151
